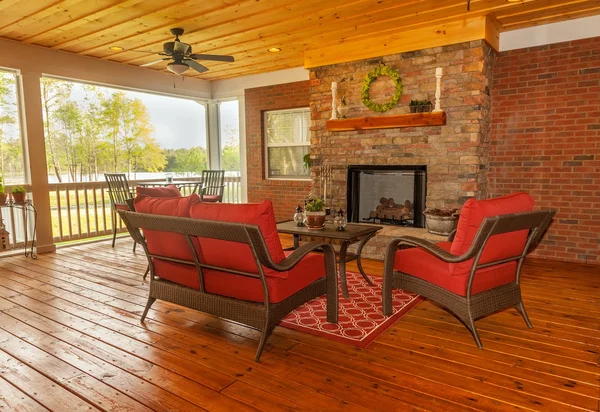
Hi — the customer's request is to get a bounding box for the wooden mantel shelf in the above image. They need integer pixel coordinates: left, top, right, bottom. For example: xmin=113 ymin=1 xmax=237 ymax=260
xmin=326 ymin=112 xmax=446 ymax=131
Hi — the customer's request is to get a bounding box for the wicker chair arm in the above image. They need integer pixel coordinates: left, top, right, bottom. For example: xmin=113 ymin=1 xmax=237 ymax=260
xmin=265 ymin=242 xmax=336 ymax=272
xmin=447 ymin=229 xmax=457 ymax=242
xmin=385 ymin=236 xmax=460 ymax=262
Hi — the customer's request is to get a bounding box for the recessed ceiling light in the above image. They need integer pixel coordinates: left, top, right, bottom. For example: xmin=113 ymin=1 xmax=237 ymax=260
xmin=109 ymin=46 xmax=124 ymax=51
xmin=267 ymin=47 xmax=281 ymax=53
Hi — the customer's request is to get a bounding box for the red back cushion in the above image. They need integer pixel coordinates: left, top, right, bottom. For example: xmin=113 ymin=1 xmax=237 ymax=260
xmin=136 ymin=185 xmax=182 ymax=198
xmin=134 ymin=194 xmax=200 ymax=262
xmin=189 ymin=200 xmax=287 ymax=278
xmin=449 ymin=192 xmax=534 ymax=276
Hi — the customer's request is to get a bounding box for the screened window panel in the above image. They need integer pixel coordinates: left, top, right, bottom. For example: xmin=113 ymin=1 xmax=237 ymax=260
xmin=264 ymin=108 xmax=310 ymax=179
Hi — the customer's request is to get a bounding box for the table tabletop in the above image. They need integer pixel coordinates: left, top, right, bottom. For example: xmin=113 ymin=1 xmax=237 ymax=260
xmin=137 ymin=180 xmax=202 ymax=187
xmin=276 ymin=220 xmax=382 ymax=241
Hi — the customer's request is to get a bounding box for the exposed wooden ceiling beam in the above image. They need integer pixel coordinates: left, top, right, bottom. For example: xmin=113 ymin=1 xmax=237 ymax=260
xmin=304 ymin=15 xmax=500 ymax=69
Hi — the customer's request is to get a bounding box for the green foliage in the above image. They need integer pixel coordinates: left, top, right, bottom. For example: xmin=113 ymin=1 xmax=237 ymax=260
xmin=221 ymin=144 xmax=240 ymax=172
xmin=0 ymin=177 xmax=4 ymax=194
xmin=39 ymin=79 xmax=167 ymax=181
xmin=361 ymin=65 xmax=403 ymax=113
xmin=11 ymin=185 xmax=25 ymax=194
xmin=305 ymin=195 xmax=325 ymax=212
xmin=303 ymin=153 xmax=312 ymax=169
xmin=165 ymin=146 xmax=208 ymax=176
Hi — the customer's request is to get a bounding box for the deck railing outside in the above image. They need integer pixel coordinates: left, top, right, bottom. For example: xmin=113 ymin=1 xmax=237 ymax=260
xmin=45 ymin=176 xmax=242 ymax=243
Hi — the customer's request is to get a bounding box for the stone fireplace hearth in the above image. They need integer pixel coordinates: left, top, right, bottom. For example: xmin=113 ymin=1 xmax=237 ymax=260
xmin=306 ymin=40 xmax=495 ymax=259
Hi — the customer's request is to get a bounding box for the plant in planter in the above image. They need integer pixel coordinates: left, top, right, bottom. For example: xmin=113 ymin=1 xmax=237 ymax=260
xmin=409 ymin=100 xmax=419 ymax=113
xmin=11 ymin=185 xmax=26 ymax=204
xmin=0 ymin=178 xmax=6 ymax=205
xmin=423 ymin=208 xmax=460 ymax=236
xmin=419 ymin=100 xmax=433 ymax=113
xmin=304 ymin=195 xmax=326 ymax=229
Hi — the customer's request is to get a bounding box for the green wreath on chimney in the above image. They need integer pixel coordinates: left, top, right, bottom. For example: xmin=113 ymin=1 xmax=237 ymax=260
xmin=361 ymin=64 xmax=403 ymax=112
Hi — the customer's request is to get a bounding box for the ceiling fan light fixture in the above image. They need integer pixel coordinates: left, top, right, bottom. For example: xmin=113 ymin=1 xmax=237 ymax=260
xmin=267 ymin=47 xmax=281 ymax=53
xmin=167 ymin=61 xmax=189 ymax=75
xmin=109 ymin=46 xmax=124 ymax=51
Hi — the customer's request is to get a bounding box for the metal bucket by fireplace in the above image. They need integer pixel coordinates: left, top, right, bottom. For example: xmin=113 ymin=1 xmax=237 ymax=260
xmin=423 ymin=212 xmax=459 ymax=236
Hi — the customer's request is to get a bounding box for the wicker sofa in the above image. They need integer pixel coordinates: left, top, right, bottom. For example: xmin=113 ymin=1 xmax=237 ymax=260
xmin=120 ymin=196 xmax=338 ymax=361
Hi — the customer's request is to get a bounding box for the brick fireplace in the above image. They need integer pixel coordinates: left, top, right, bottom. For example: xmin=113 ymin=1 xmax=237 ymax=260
xmin=308 ymin=40 xmax=495 ymax=217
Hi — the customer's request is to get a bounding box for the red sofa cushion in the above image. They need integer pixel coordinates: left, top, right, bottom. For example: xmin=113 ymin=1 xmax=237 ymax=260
xmin=394 ymin=242 xmax=517 ymax=296
xmin=115 ymin=203 xmax=130 ymax=211
xmin=449 ymin=193 xmax=534 ymax=276
xmin=203 ymin=251 xmax=326 ymax=303
xmin=189 ymin=200 xmax=287 ymax=278
xmin=134 ymin=194 xmax=201 ymax=288
xmin=136 ymin=185 xmax=182 ymax=198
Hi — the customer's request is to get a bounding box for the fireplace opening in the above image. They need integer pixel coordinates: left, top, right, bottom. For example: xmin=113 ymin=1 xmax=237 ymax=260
xmin=346 ymin=165 xmax=426 ymax=227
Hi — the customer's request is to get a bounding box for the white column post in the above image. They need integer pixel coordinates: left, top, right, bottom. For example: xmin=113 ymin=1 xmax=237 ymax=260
xmin=330 ymin=82 xmax=338 ymax=120
xmin=19 ymin=71 xmax=56 ymax=254
xmin=237 ymin=94 xmax=248 ymax=202
xmin=433 ymin=67 xmax=443 ymax=113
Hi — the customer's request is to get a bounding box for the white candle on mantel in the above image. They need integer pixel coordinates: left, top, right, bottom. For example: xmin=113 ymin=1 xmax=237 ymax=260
xmin=331 ymin=81 xmax=338 ymax=88
xmin=435 ymin=67 xmax=443 ymax=76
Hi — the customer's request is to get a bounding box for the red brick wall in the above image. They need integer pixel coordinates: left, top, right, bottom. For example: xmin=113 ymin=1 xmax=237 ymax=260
xmin=490 ymin=38 xmax=600 ymax=264
xmin=245 ymin=81 xmax=311 ymax=221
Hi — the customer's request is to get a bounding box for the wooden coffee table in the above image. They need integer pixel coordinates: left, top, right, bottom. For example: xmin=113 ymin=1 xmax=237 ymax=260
xmin=277 ymin=221 xmax=383 ymax=298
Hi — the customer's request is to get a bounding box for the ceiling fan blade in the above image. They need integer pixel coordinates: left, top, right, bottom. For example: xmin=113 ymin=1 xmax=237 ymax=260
xmin=190 ymin=53 xmax=234 ymax=62
xmin=140 ymin=58 xmax=169 ymax=67
xmin=173 ymin=40 xmax=190 ymax=54
xmin=184 ymin=59 xmax=209 ymax=73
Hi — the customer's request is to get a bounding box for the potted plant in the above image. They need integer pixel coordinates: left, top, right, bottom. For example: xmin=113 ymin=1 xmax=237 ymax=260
xmin=303 ymin=153 xmax=312 ymax=169
xmin=419 ymin=100 xmax=433 ymax=113
xmin=11 ymin=185 xmax=26 ymax=204
xmin=304 ymin=195 xmax=326 ymax=229
xmin=423 ymin=208 xmax=460 ymax=236
xmin=409 ymin=100 xmax=419 ymax=113
xmin=0 ymin=178 xmax=6 ymax=205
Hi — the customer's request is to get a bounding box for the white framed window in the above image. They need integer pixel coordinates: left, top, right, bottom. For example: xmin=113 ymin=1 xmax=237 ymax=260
xmin=264 ymin=108 xmax=310 ymax=180
xmin=0 ymin=68 xmax=27 ymax=185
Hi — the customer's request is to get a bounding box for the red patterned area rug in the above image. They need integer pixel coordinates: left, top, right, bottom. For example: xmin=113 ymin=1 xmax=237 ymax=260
xmin=280 ymin=272 xmax=421 ymax=348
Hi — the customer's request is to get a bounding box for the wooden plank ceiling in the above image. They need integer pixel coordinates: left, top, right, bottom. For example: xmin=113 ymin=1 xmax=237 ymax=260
xmin=0 ymin=0 xmax=599 ymax=80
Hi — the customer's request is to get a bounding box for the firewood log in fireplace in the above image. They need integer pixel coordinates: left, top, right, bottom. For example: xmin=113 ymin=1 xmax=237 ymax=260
xmin=369 ymin=198 xmax=414 ymax=220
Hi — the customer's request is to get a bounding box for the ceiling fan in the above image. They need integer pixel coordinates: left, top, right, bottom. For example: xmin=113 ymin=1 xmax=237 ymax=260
xmin=131 ymin=28 xmax=234 ymax=75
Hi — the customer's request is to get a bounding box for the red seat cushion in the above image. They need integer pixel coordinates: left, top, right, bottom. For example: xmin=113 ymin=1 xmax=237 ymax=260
xmin=115 ymin=203 xmax=130 ymax=211
xmin=203 ymin=251 xmax=325 ymax=303
xmin=449 ymin=192 xmax=534 ymax=276
xmin=394 ymin=242 xmax=517 ymax=296
xmin=136 ymin=185 xmax=182 ymax=198
xmin=134 ymin=194 xmax=201 ymax=288
xmin=189 ymin=200 xmax=287 ymax=278
xmin=201 ymin=195 xmax=221 ymax=202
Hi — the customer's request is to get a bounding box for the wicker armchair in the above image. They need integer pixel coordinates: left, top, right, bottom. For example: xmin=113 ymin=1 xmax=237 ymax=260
xmin=119 ymin=210 xmax=338 ymax=361
xmin=383 ymin=199 xmax=555 ymax=348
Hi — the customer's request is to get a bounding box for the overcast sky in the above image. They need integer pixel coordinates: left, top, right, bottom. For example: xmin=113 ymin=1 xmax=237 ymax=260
xmin=70 ymin=83 xmax=239 ymax=150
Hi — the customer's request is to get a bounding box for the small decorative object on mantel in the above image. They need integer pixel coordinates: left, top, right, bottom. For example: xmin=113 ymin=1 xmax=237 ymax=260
xmin=333 ymin=209 xmax=347 ymax=231
xmin=304 ymin=195 xmax=326 ymax=229
xmin=330 ymin=81 xmax=338 ymax=120
xmin=409 ymin=100 xmax=432 ymax=113
xmin=337 ymin=96 xmax=349 ymax=118
xmin=433 ymin=67 xmax=443 ymax=113
xmin=361 ymin=64 xmax=403 ymax=113
xmin=293 ymin=205 xmax=305 ymax=226
xmin=423 ymin=208 xmax=460 ymax=236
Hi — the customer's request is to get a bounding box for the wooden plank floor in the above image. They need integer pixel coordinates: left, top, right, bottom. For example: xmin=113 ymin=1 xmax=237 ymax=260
xmin=0 ymin=235 xmax=598 ymax=411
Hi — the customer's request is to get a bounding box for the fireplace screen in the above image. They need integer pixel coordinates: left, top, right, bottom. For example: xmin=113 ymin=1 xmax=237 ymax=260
xmin=346 ymin=165 xmax=426 ymax=227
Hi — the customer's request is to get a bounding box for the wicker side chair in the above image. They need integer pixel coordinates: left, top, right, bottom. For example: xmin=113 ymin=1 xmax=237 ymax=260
xmin=383 ymin=209 xmax=555 ymax=348
xmin=118 ymin=210 xmax=339 ymax=361
xmin=200 ymin=170 xmax=225 ymax=202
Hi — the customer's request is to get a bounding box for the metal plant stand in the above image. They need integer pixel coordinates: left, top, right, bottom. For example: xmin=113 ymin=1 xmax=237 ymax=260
xmin=1 ymin=199 xmax=38 ymax=259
